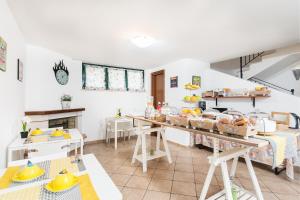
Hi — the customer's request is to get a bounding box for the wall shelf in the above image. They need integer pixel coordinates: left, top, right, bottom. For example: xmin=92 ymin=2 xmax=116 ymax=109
xmin=203 ymin=96 xmax=270 ymax=107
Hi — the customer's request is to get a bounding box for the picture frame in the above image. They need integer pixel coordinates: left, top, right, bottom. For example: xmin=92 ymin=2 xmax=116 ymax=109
xmin=17 ymin=59 xmax=23 ymax=82
xmin=0 ymin=36 xmax=7 ymax=72
xmin=192 ymin=75 xmax=201 ymax=87
xmin=170 ymin=76 xmax=178 ymax=88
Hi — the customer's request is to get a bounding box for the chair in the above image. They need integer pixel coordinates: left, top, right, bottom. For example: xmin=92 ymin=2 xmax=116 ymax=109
xmin=105 ymin=118 xmax=133 ymax=143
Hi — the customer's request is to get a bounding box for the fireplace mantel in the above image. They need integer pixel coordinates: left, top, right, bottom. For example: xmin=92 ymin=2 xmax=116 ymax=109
xmin=25 ymin=108 xmax=85 ymax=132
xmin=25 ymin=108 xmax=85 ymax=116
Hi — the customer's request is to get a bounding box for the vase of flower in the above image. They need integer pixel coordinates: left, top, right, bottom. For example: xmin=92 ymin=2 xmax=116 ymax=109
xmin=20 ymin=116 xmax=31 ymax=138
xmin=61 ymin=94 xmax=72 ymax=109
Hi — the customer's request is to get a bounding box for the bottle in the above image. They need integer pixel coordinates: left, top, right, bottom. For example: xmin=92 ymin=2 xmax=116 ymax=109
xmin=157 ymin=102 xmax=162 ymax=112
xmin=145 ymin=96 xmax=155 ymax=119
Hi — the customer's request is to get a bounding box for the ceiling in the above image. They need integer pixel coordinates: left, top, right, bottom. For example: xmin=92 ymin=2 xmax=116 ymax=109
xmin=7 ymin=0 xmax=300 ymax=69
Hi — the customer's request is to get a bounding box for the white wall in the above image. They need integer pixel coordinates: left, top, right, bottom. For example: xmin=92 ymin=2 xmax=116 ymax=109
xmin=0 ymin=0 xmax=26 ymax=167
xmin=25 ymin=45 xmax=147 ymax=141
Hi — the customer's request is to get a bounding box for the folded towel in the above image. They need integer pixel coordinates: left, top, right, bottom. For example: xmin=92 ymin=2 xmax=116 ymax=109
xmin=274 ymin=131 xmax=298 ymax=162
xmin=254 ymin=135 xmax=286 ymax=168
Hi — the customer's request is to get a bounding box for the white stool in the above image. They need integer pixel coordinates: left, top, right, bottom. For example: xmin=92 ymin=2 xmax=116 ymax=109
xmin=131 ymin=123 xmax=172 ymax=173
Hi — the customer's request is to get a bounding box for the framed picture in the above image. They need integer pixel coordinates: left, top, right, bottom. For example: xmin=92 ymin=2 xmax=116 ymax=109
xmin=0 ymin=36 xmax=7 ymax=72
xmin=170 ymin=76 xmax=178 ymax=88
xmin=17 ymin=59 xmax=23 ymax=82
xmin=192 ymin=75 xmax=201 ymax=87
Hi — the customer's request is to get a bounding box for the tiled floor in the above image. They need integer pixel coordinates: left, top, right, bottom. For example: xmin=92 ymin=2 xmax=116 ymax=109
xmin=85 ymin=136 xmax=300 ymax=200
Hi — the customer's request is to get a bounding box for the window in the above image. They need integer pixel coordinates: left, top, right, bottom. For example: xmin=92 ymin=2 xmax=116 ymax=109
xmin=82 ymin=64 xmax=106 ymax=90
xmin=127 ymin=70 xmax=144 ymax=91
xmin=82 ymin=63 xmax=144 ymax=92
xmin=108 ymin=68 xmax=126 ymax=91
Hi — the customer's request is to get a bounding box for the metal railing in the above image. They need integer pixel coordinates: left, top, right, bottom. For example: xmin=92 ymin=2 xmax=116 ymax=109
xmin=249 ymin=77 xmax=294 ymax=95
xmin=239 ymin=52 xmax=264 ymax=78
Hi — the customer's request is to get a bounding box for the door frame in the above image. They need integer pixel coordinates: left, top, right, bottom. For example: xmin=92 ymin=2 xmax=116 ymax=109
xmin=151 ymin=70 xmax=165 ymax=108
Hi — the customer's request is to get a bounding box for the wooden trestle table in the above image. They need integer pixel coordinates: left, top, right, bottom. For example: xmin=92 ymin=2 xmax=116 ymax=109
xmin=127 ymin=115 xmax=268 ymax=200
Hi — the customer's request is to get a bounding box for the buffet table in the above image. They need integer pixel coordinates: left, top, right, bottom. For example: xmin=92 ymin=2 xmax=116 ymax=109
xmin=128 ymin=115 xmax=268 ymax=200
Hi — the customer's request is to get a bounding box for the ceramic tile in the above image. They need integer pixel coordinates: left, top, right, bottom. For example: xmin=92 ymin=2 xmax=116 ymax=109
xmin=172 ymin=181 xmax=196 ymax=196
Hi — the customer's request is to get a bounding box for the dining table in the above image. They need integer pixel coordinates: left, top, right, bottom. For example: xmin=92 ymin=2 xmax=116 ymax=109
xmin=7 ymin=128 xmax=84 ymax=165
xmin=0 ymin=154 xmax=122 ymax=200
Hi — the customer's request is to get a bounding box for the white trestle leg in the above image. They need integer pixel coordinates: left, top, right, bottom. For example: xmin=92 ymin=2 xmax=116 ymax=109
xmin=199 ymin=138 xmax=264 ymax=200
xmin=131 ymin=121 xmax=172 ymax=173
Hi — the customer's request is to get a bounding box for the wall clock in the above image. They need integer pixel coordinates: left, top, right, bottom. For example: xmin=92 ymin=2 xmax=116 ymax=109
xmin=53 ymin=60 xmax=69 ymax=85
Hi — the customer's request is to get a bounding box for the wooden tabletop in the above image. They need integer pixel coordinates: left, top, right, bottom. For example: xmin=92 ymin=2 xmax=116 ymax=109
xmin=25 ymin=108 xmax=85 ymax=115
xmin=127 ymin=115 xmax=269 ymax=148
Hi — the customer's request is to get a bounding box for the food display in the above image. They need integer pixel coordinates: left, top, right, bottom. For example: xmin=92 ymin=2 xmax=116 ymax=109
xmin=168 ymin=115 xmax=191 ymax=128
xmin=250 ymin=86 xmax=271 ymax=96
xmin=183 ymin=95 xmax=201 ymax=103
xmin=202 ymin=90 xmax=217 ymax=98
xmin=190 ymin=118 xmax=217 ymax=131
xmin=202 ymin=87 xmax=271 ymax=98
xmin=184 ymin=83 xmax=200 ymax=90
xmin=217 ymin=115 xmax=257 ymax=138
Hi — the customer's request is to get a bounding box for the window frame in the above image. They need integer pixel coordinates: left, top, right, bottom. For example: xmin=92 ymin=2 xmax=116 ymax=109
xmin=82 ymin=62 xmax=145 ymax=92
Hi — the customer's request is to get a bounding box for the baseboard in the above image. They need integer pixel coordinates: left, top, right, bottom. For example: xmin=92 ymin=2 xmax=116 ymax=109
xmin=85 ymin=139 xmax=105 ymax=145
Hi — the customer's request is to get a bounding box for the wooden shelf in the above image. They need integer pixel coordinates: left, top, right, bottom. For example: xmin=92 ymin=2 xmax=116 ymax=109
xmin=203 ymin=96 xmax=270 ymax=107
xmin=25 ymin=108 xmax=85 ymax=115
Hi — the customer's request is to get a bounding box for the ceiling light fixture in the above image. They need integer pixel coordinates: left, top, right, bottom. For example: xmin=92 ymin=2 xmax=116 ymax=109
xmin=131 ymin=35 xmax=155 ymax=48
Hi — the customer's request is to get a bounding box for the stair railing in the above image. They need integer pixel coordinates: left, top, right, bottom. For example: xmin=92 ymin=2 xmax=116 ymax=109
xmin=240 ymin=52 xmax=264 ymax=78
xmin=249 ymin=77 xmax=295 ymax=95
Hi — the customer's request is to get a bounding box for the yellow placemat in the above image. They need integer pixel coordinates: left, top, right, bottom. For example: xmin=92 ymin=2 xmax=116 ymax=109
xmin=0 ymin=185 xmax=40 ymax=200
xmin=0 ymin=166 xmax=20 ymax=189
xmin=49 ymin=157 xmax=79 ymax=178
xmin=30 ymin=135 xmax=49 ymax=143
xmin=78 ymin=174 xmax=100 ymax=200
xmin=0 ymin=175 xmax=99 ymax=200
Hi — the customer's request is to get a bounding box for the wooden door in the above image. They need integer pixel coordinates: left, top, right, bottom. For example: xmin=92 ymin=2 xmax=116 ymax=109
xmin=151 ymin=70 xmax=165 ymax=109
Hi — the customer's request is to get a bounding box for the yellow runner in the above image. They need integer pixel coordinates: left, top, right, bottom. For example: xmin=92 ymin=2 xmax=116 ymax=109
xmin=79 ymin=174 xmax=100 ymax=200
xmin=0 ymin=166 xmax=20 ymax=189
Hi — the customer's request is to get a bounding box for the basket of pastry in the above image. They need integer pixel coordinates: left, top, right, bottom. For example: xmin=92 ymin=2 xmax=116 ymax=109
xmin=217 ymin=115 xmax=257 ymax=138
xmin=168 ymin=115 xmax=190 ymax=128
xmin=190 ymin=118 xmax=217 ymax=132
xmin=155 ymin=114 xmax=166 ymax=122
xmin=216 ymin=117 xmax=235 ymax=134
xmin=233 ymin=117 xmax=257 ymax=138
xmin=202 ymin=90 xmax=217 ymax=98
xmin=250 ymin=86 xmax=271 ymax=96
xmin=168 ymin=108 xmax=201 ymax=128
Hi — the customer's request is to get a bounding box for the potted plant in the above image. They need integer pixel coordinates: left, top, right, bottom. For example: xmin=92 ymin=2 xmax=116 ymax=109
xmin=21 ymin=116 xmax=31 ymax=138
xmin=61 ymin=94 xmax=72 ymax=109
